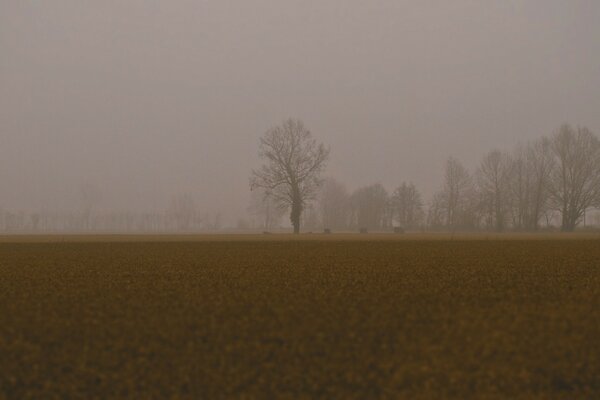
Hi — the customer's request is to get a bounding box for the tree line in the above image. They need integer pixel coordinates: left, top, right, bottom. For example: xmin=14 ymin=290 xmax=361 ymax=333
xmin=1 ymin=120 xmax=599 ymax=233
xmin=250 ymin=120 xmax=600 ymax=233
xmin=0 ymin=191 xmax=224 ymax=233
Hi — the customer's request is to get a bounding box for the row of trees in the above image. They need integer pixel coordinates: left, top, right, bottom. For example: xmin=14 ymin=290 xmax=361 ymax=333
xmin=2 ymin=121 xmax=598 ymax=233
xmin=250 ymin=179 xmax=443 ymax=232
xmin=0 ymin=209 xmax=225 ymax=233
xmin=317 ymin=180 xmax=425 ymax=231
xmin=250 ymin=121 xmax=600 ymax=233
xmin=428 ymin=125 xmax=600 ymax=232
xmin=0 ymin=194 xmax=224 ymax=233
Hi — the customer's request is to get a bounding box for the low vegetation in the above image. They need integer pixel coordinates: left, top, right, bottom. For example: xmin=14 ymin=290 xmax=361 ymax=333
xmin=1 ymin=235 xmax=599 ymax=398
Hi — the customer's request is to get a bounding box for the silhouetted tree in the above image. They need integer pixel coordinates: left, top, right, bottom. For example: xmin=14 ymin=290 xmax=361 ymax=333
xmin=427 ymin=192 xmax=446 ymax=229
xmin=250 ymin=119 xmax=330 ymax=234
xmin=319 ymin=177 xmax=350 ymax=231
xmin=247 ymin=189 xmax=286 ymax=231
xmin=440 ymin=157 xmax=475 ymax=230
xmin=526 ymin=138 xmax=555 ymax=230
xmin=508 ymin=138 xmax=554 ymax=231
xmin=476 ymin=150 xmax=513 ymax=231
xmin=508 ymin=144 xmax=529 ymax=230
xmin=548 ymin=125 xmax=600 ymax=231
xmin=168 ymin=193 xmax=196 ymax=231
xmin=390 ymin=182 xmax=424 ymax=230
xmin=301 ymin=204 xmax=320 ymax=231
xmin=79 ymin=183 xmax=101 ymax=231
xmin=30 ymin=213 xmax=40 ymax=231
xmin=350 ymin=183 xmax=389 ymax=231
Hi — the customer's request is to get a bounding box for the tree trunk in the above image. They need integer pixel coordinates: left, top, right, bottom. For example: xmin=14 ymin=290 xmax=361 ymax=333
xmin=561 ymin=211 xmax=576 ymax=232
xmin=291 ymin=202 xmax=301 ymax=234
xmin=290 ymin=188 xmax=302 ymax=234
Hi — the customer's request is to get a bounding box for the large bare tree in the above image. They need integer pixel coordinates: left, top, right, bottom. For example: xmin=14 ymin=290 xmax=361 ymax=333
xmin=508 ymin=139 xmax=554 ymax=231
xmin=525 ymin=138 xmax=554 ymax=230
xmin=549 ymin=125 xmax=600 ymax=231
xmin=508 ymin=143 xmax=531 ymax=230
xmin=250 ymin=119 xmax=330 ymax=234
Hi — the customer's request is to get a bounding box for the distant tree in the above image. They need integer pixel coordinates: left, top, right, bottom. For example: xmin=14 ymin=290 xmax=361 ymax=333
xmin=548 ymin=125 xmax=600 ymax=231
xmin=441 ymin=157 xmax=474 ymax=230
xmin=350 ymin=183 xmax=389 ymax=231
xmin=390 ymin=182 xmax=424 ymax=230
xmin=250 ymin=119 xmax=330 ymax=234
xmin=319 ymin=177 xmax=350 ymax=231
xmin=427 ymin=191 xmax=446 ymax=229
xmin=301 ymin=204 xmax=320 ymax=231
xmin=203 ymin=212 xmax=222 ymax=231
xmin=247 ymin=188 xmax=286 ymax=231
xmin=168 ymin=193 xmax=196 ymax=231
xmin=30 ymin=213 xmax=41 ymax=231
xmin=508 ymin=140 xmax=554 ymax=231
xmin=476 ymin=150 xmax=513 ymax=231
xmin=508 ymin=144 xmax=531 ymax=230
xmin=79 ymin=183 xmax=101 ymax=231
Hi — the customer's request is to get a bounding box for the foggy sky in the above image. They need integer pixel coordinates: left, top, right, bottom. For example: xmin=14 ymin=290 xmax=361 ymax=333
xmin=2 ymin=1 xmax=600 ymax=223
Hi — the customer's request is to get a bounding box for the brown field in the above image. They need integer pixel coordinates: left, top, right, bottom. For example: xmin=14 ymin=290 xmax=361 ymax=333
xmin=1 ymin=235 xmax=599 ymax=398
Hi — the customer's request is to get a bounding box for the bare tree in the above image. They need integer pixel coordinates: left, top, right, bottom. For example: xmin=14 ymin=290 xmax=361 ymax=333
xmin=168 ymin=193 xmax=196 ymax=231
xmin=350 ymin=183 xmax=389 ymax=231
xmin=476 ymin=150 xmax=513 ymax=231
xmin=441 ymin=157 xmax=474 ymax=230
xmin=79 ymin=183 xmax=101 ymax=231
xmin=427 ymin=191 xmax=446 ymax=229
xmin=525 ymin=138 xmax=554 ymax=230
xmin=250 ymin=119 xmax=330 ymax=234
xmin=505 ymin=139 xmax=554 ymax=232
xmin=30 ymin=213 xmax=41 ymax=231
xmin=390 ymin=182 xmax=424 ymax=230
xmin=548 ymin=125 xmax=600 ymax=231
xmin=319 ymin=177 xmax=350 ymax=231
xmin=301 ymin=204 xmax=320 ymax=231
xmin=507 ymin=144 xmax=530 ymax=230
xmin=247 ymin=189 xmax=286 ymax=231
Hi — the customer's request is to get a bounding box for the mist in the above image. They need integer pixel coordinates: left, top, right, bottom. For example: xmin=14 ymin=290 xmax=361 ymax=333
xmin=2 ymin=1 xmax=600 ymax=227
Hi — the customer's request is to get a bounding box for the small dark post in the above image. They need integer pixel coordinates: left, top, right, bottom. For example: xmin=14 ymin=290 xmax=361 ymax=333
xmin=324 ymin=228 xmax=331 ymax=234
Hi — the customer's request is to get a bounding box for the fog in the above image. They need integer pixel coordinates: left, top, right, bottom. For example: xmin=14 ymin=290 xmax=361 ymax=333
xmin=2 ymin=1 xmax=600 ymax=226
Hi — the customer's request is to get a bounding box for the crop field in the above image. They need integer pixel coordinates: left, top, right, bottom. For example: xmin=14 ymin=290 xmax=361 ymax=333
xmin=1 ymin=235 xmax=599 ymax=398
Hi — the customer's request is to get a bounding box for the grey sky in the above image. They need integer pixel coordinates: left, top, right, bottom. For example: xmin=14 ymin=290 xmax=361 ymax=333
xmin=1 ymin=1 xmax=599 ymax=222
